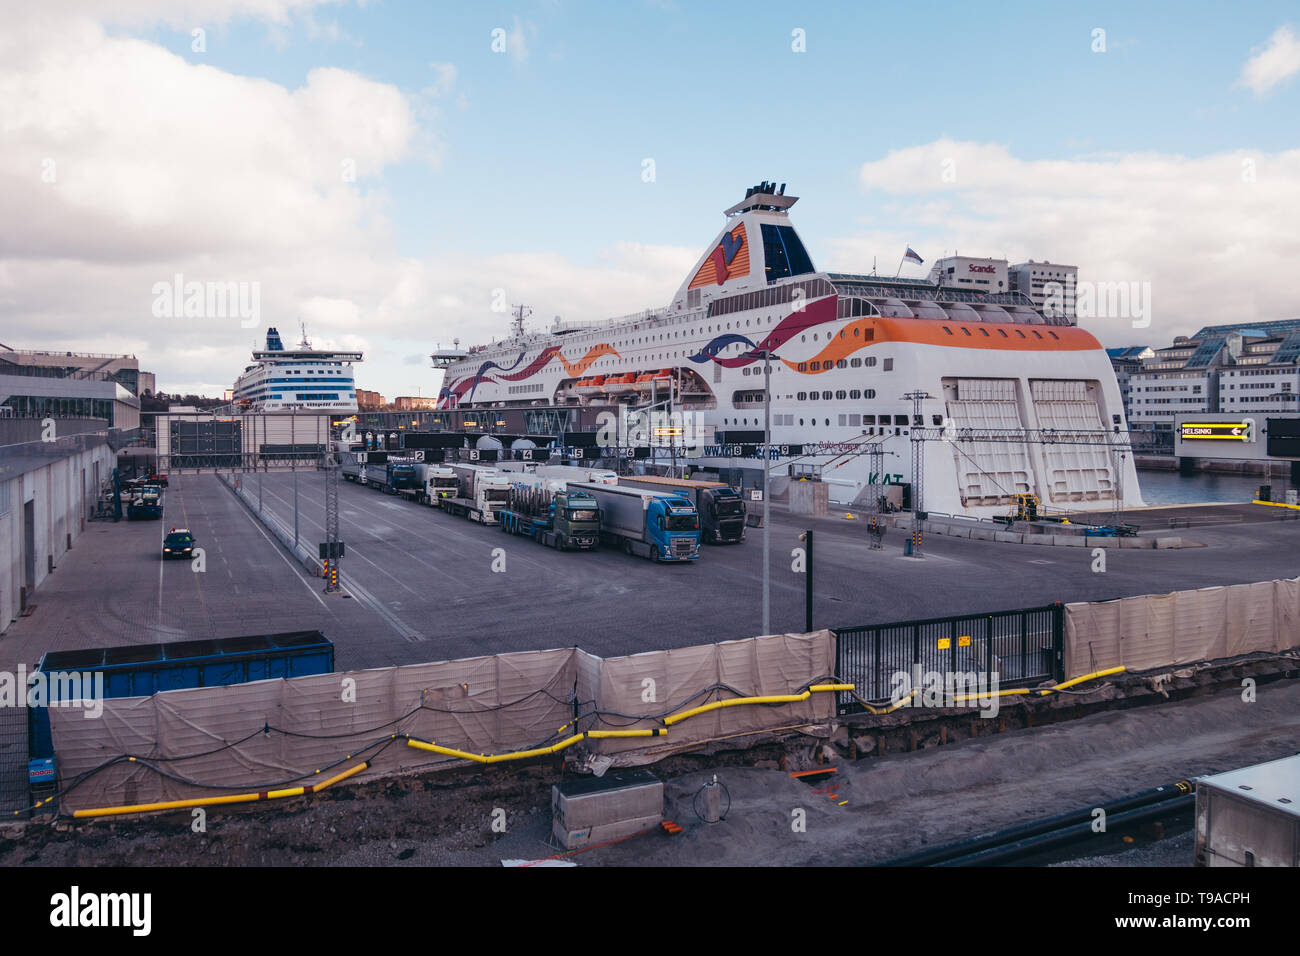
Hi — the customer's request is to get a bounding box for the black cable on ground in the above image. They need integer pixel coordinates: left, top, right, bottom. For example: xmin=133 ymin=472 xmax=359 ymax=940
xmin=692 ymin=778 xmax=731 ymax=824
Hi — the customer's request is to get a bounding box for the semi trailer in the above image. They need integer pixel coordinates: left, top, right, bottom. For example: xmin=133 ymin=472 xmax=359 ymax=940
xmin=362 ymin=460 xmax=418 ymax=494
xmin=444 ymin=463 xmax=510 ymax=523
xmin=570 ymin=482 xmax=700 ymax=562
xmin=620 ymin=476 xmax=747 ymax=543
xmin=498 ymin=480 xmax=601 ymax=550
xmin=536 ymin=464 xmax=619 ymax=485
xmin=406 ymin=462 xmax=459 ymax=506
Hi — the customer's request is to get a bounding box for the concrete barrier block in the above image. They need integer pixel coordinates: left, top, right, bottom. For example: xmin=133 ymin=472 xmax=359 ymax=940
xmin=1085 ymin=537 xmax=1118 ymax=548
xmin=1120 ymin=536 xmax=1154 ymax=549
xmin=971 ymin=528 xmax=996 ymax=541
xmin=994 ymin=531 xmax=1023 ymax=544
xmin=1052 ymin=535 xmax=1086 ymax=547
xmin=1155 ymin=536 xmax=1183 ymax=549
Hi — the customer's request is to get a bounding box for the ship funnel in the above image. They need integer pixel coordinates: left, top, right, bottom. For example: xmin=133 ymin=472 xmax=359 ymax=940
xmin=266 ymin=327 xmax=284 ymax=351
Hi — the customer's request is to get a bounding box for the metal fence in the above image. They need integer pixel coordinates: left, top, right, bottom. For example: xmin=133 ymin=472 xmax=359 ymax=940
xmin=833 ymin=604 xmax=1064 ymax=714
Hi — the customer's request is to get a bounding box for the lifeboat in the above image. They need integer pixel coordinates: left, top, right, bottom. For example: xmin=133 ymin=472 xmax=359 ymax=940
xmin=633 ymin=368 xmax=673 ymax=394
xmin=574 ymin=375 xmax=606 ymax=397
xmin=603 ymin=372 xmax=637 ymax=396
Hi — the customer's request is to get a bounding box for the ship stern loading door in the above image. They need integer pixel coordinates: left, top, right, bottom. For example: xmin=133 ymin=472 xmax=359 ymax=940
xmin=1027 ymin=379 xmax=1117 ymax=505
xmin=941 ymin=377 xmax=1120 ymax=510
xmin=942 ymin=378 xmax=1036 ymax=507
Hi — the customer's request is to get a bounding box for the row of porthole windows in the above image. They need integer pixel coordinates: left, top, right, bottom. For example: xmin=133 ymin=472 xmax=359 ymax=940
xmin=942 ymin=325 xmax=1059 ymax=341
xmin=800 ymin=326 xmax=871 ymax=343
xmin=796 ymin=356 xmax=887 ymax=372
xmin=794 ymin=389 xmax=877 ymax=400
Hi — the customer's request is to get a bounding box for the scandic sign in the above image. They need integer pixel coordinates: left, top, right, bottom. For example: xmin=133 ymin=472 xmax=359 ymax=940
xmin=1180 ymin=422 xmax=1251 ymax=441
xmin=968 ymin=264 xmax=996 ymax=273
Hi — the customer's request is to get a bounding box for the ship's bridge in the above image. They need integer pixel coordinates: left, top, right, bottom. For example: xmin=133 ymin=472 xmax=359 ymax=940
xmin=431 ymin=342 xmax=469 ymax=369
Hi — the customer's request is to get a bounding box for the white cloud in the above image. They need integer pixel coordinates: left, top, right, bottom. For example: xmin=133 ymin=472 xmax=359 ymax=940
xmin=426 ymin=62 xmax=458 ymax=97
xmin=1237 ymin=25 xmax=1300 ymax=94
xmin=31 ymin=0 xmax=343 ymax=29
xmin=507 ymin=16 xmax=530 ymax=65
xmin=0 ymin=10 xmax=426 ymax=393
xmin=849 ymin=139 xmax=1300 ymax=345
xmin=0 ymin=6 xmax=695 ymax=395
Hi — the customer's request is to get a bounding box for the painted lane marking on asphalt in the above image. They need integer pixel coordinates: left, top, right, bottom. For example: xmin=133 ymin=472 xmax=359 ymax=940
xmin=257 ymin=480 xmax=485 ymax=591
xmin=251 ymin=482 xmax=426 ymax=640
xmin=335 ymin=574 xmax=425 ymax=643
xmin=228 ymin=489 xmax=328 ymax=611
xmin=323 ymin=478 xmax=567 ymax=580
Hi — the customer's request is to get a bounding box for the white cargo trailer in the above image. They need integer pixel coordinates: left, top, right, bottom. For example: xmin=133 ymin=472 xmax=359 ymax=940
xmin=1195 ymin=753 xmax=1300 ymax=867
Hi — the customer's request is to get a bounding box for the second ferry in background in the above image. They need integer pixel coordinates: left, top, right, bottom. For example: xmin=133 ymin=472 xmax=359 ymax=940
xmin=233 ymin=324 xmax=362 ymax=414
xmin=435 ymin=183 xmax=1144 ymax=517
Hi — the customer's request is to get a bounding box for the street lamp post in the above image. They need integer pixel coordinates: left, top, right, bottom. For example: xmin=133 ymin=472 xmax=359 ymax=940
xmin=798 ymin=528 xmax=813 ymax=632
xmin=292 ymin=408 xmax=299 ymax=549
xmin=743 ymin=347 xmax=774 ymax=635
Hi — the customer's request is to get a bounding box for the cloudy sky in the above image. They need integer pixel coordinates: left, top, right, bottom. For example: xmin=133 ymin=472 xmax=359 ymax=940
xmin=2 ymin=1 xmax=1298 ymax=397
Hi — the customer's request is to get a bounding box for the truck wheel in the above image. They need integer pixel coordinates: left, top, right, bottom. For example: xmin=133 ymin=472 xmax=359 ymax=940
xmin=556 ymin=535 xmax=566 ymax=551
xmin=624 ymin=539 xmax=634 ymax=557
xmin=649 ymin=547 xmax=659 ymax=563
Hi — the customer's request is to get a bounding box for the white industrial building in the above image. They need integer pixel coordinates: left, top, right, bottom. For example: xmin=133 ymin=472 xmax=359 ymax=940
xmin=0 ymin=420 xmax=116 ymax=634
xmin=1113 ymin=321 xmax=1300 ymax=455
xmin=153 ymin=409 xmax=335 ymax=469
xmin=927 ymin=255 xmax=1010 ymax=294
xmin=1007 ymin=261 xmax=1079 ymax=320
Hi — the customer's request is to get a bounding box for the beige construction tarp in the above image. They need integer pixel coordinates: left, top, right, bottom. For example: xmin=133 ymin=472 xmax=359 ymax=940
xmin=49 ymin=632 xmax=835 ymax=812
xmin=51 ymin=647 xmax=578 ymax=812
xmin=1064 ymin=575 xmax=1300 ymax=678
xmin=585 ymin=631 xmax=834 ymax=764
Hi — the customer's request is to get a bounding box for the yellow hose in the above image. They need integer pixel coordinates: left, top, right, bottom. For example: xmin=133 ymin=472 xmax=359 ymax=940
xmin=404 ymin=728 xmax=666 ymax=764
xmin=949 ymin=688 xmax=1031 ymax=704
xmin=1038 ymin=665 xmax=1126 ymax=695
xmin=663 ymin=683 xmax=853 ymax=726
xmin=71 ymin=760 xmax=370 ymax=819
xmin=854 ymin=688 xmax=919 ymax=715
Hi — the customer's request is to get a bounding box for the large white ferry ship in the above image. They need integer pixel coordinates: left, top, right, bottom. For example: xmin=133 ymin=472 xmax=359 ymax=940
xmin=233 ymin=325 xmax=362 ymax=414
xmin=436 ymin=184 xmax=1143 ymax=516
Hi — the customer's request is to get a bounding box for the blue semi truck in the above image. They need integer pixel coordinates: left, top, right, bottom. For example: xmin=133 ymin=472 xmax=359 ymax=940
xmin=25 ymin=631 xmax=334 ymax=814
xmin=362 ymin=460 xmax=419 ymax=494
xmin=571 ymin=482 xmax=700 ymax=562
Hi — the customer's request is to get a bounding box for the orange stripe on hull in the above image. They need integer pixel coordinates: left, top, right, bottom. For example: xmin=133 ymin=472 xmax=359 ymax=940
xmin=782 ymin=317 xmax=1101 ymax=373
xmin=559 ymin=343 xmax=619 ymax=377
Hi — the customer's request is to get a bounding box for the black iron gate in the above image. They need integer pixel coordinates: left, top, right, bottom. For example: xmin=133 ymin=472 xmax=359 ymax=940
xmin=833 ymin=604 xmax=1064 ymax=715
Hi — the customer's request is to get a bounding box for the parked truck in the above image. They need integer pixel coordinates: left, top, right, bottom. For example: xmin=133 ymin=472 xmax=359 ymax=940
xmin=404 ymin=462 xmax=460 ymax=506
xmin=536 ymin=464 xmax=619 ymax=485
xmin=444 ymin=463 xmax=510 ymax=524
xmin=25 ymin=631 xmax=334 ymax=815
xmin=620 ymin=476 xmax=747 ymax=544
xmin=126 ymin=484 xmax=163 ymax=520
xmin=570 ymin=482 xmax=700 ymax=562
xmin=362 ymin=459 xmax=418 ymax=495
xmin=341 ymin=451 xmax=367 ymax=482
xmin=498 ymin=476 xmax=601 ymax=550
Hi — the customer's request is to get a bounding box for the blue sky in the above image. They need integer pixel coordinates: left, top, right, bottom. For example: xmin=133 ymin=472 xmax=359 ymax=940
xmin=131 ymin=0 xmax=1299 ymax=266
xmin=5 ymin=1 xmax=1299 ymax=395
